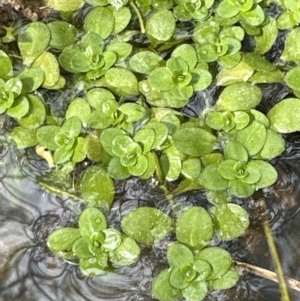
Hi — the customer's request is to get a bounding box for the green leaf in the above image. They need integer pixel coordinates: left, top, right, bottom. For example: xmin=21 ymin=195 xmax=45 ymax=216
xmin=169 ymin=268 xmax=190 ymax=289
xmin=149 ymin=67 xmax=172 ymax=92
xmin=108 ymin=157 xmax=131 ymax=179
xmin=84 ymin=7 xmax=114 ymax=39
xmin=176 ymin=207 xmax=213 ymax=249
xmin=53 ymin=148 xmax=73 ymax=164
xmin=240 ymin=5 xmax=265 ymax=26
xmin=140 ymin=151 xmax=156 ymax=179
xmin=106 ymin=42 xmax=132 ymax=61
xmin=255 ymin=17 xmax=278 ymax=54
xmin=248 ymin=160 xmax=278 ymax=189
xmin=11 ymin=126 xmax=37 ymax=149
xmin=47 ymin=227 xmax=81 ymax=252
xmin=58 ymin=47 xmax=89 ymax=73
xmin=118 ymin=103 xmax=146 ymax=123
xmin=37 ymin=125 xmax=60 ymax=150
xmin=193 ymin=259 xmax=212 ymax=280
xmin=47 ymin=21 xmax=77 ymax=49
xmin=66 ymin=97 xmax=91 ymax=125
xmin=152 ymin=269 xmax=182 ymax=301
xmin=134 ymin=128 xmax=155 ymax=153
xmin=111 ymin=6 xmax=131 ymax=34
xmin=191 ymin=68 xmax=212 ymax=91
xmin=129 ymin=51 xmax=163 ymax=74
xmin=144 ymin=121 xmax=169 ymax=149
xmin=218 ymin=159 xmax=237 ymax=180
xmin=282 ymin=28 xmax=300 ymax=62
xmin=195 ymin=247 xmax=232 ymax=279
xmin=181 ymin=157 xmax=202 ymax=180
xmin=209 ymin=204 xmax=249 ymax=240
xmin=79 ymin=207 xmax=107 ymax=239
xmin=121 ymin=207 xmax=174 ymax=245
xmin=229 ymin=178 xmax=255 ymax=197
xmin=32 ymin=51 xmax=61 ymax=88
xmin=200 ymin=163 xmax=229 ymax=191
xmin=104 ymin=67 xmax=138 ymax=96
xmin=285 ymin=67 xmax=300 ymax=91
xmin=236 ymin=121 xmax=267 ymax=156
xmin=128 ymin=154 xmax=149 ymax=176
xmin=224 ymin=140 xmax=248 ymax=162
xmin=18 ymin=94 xmax=46 ymax=129
xmin=171 ymin=44 xmax=197 ymax=70
xmin=217 ymin=82 xmax=262 ymax=111
xmin=61 ymin=116 xmax=82 ymax=138
xmin=216 ymin=60 xmax=254 ymax=86
xmin=6 ymin=95 xmax=29 ymax=119
xmin=112 ymin=135 xmax=140 ymax=157
xmin=210 ymin=268 xmax=239 ymax=290
xmin=216 ymin=0 xmax=239 ymax=18
xmin=164 ymin=145 xmax=182 ymax=181
xmin=18 ymin=22 xmax=51 ymax=66
xmin=100 ymin=128 xmax=126 ymax=156
xmin=182 ymin=280 xmax=208 ymax=301
xmin=72 ymin=237 xmax=92 ymax=258
xmin=84 ymin=133 xmax=102 ymax=162
xmin=72 ymin=137 xmax=86 ymax=163
xmin=243 ymin=53 xmax=276 ymax=72
xmin=102 ymin=228 xmax=122 ymax=251
xmin=167 ymin=243 xmax=194 ymax=268
xmin=0 ymin=50 xmax=13 ymax=79
xmin=173 ymin=127 xmax=217 ymax=156
xmin=109 ymin=236 xmax=140 ymax=267
xmin=146 ymin=10 xmax=176 ymax=41
xmin=267 ymin=98 xmax=300 ymax=133
xmin=86 ymin=87 xmax=117 ymax=110
xmin=46 ymin=0 xmax=84 ymax=11
xmin=250 ymin=109 xmax=270 ymax=127
xmin=260 ymin=129 xmax=285 ymax=159
xmin=79 ymin=254 xmax=108 ymax=276
xmin=81 ymin=165 xmax=115 ymax=210
xmin=17 ymin=67 xmax=45 ymax=94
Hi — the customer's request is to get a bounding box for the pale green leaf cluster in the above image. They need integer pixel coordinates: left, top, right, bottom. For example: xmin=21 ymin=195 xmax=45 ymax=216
xmin=47 ymin=207 xmax=140 ymax=276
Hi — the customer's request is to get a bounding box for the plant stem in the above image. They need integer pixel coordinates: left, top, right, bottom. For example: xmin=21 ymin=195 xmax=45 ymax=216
xmin=235 ymin=261 xmax=300 ymax=292
xmin=130 ymin=0 xmax=145 ymax=34
xmin=262 ymin=218 xmax=291 ymax=301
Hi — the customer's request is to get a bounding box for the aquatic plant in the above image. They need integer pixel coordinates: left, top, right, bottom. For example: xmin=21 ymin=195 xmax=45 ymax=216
xmin=1 ymin=0 xmax=300 ymax=300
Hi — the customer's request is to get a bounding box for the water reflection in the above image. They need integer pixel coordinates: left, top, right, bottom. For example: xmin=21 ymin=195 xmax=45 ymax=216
xmin=1 ymin=134 xmax=300 ymax=301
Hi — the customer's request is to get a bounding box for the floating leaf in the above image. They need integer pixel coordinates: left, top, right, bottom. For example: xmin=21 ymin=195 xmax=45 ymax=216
xmin=248 ymin=160 xmax=278 ymax=189
xmin=32 ymin=51 xmax=61 ymax=88
xmin=217 ymin=82 xmax=262 ymax=111
xmin=102 ymin=228 xmax=122 ymax=251
xmin=109 ymin=236 xmax=140 ymax=267
xmin=182 ymin=280 xmax=208 ymax=301
xmin=108 ymin=157 xmax=131 ymax=179
xmin=195 ymin=247 xmax=232 ymax=279
xmin=81 ymin=165 xmax=115 ymax=210
xmin=47 ymin=21 xmax=77 ymax=49
xmin=66 ymin=97 xmax=91 ymax=125
xmin=224 ymin=140 xmax=248 ymax=162
xmin=47 ymin=227 xmax=81 ymax=252
xmin=0 ymin=50 xmax=13 ymax=79
xmin=84 ymin=7 xmax=114 ymax=39
xmin=100 ymin=128 xmax=126 ymax=156
xmin=255 ymin=17 xmax=278 ymax=54
xmin=111 ymin=6 xmax=131 ymax=34
xmin=173 ymin=127 xmax=217 ymax=156
xmin=18 ymin=22 xmax=51 ymax=67
xmin=129 ymin=51 xmax=163 ymax=74
xmin=200 ymin=163 xmax=229 ymax=191
xmin=176 ymin=207 xmax=213 ymax=249
xmin=106 ymin=42 xmax=132 ymax=61
xmin=37 ymin=125 xmax=60 ymax=150
xmin=171 ymin=44 xmax=197 ymax=70
xmin=6 ymin=95 xmax=29 ymax=119
xmin=84 ymin=133 xmax=102 ymax=162
xmin=181 ymin=157 xmax=202 ymax=180
xmin=18 ymin=94 xmax=46 ymax=129
xmin=282 ymin=27 xmax=300 ymax=62
xmin=260 ymin=129 xmax=285 ymax=159
xmin=267 ymin=98 xmax=300 ymax=133
xmin=72 ymin=237 xmax=92 ymax=258
xmin=46 ymin=0 xmax=84 ymax=11
xmin=210 ymin=268 xmax=239 ymax=290
xmin=104 ymin=67 xmax=138 ymax=96
xmin=121 ymin=207 xmax=174 ymax=244
xmin=152 ymin=269 xmax=182 ymax=301
xmin=243 ymin=53 xmax=276 ymax=72
xmin=236 ymin=121 xmax=267 ymax=156
xmin=209 ymin=204 xmax=249 ymax=240
xmin=167 ymin=243 xmax=194 ymax=268
xmin=17 ymin=67 xmax=45 ymax=94
xmin=146 ymin=10 xmax=175 ymax=41
xmin=11 ymin=126 xmax=37 ymax=149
